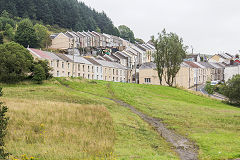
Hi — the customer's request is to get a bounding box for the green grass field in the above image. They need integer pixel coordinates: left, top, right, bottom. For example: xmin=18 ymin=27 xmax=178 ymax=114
xmin=1 ymin=78 xmax=240 ymax=160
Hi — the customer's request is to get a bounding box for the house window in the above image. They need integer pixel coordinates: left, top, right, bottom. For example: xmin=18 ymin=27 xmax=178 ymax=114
xmin=83 ymin=65 xmax=85 ymax=72
xmin=92 ymin=66 xmax=94 ymax=73
xmin=88 ymin=66 xmax=90 ymax=72
xmin=105 ymin=76 xmax=107 ymax=80
xmin=68 ymin=72 xmax=70 ymax=77
xmin=57 ymin=61 xmax=59 ymax=68
xmin=116 ymin=70 xmax=118 ymax=75
xmin=97 ymin=67 xmax=98 ymax=73
xmin=57 ymin=71 xmax=59 ymax=77
xmin=116 ymin=77 xmax=118 ymax=81
xmin=62 ymin=62 xmax=64 ymax=68
xmin=144 ymin=78 xmax=151 ymax=83
xmin=113 ymin=69 xmax=115 ymax=75
xmin=92 ymin=75 xmax=94 ymax=79
xmin=120 ymin=77 xmax=122 ymax=82
xmin=68 ymin=63 xmax=70 ymax=69
xmin=78 ymin=64 xmax=80 ymax=71
xmin=105 ymin=68 xmax=107 ymax=73
xmin=78 ymin=73 xmax=80 ymax=77
xmin=51 ymin=61 xmax=53 ymax=67
xmin=88 ymin=74 xmax=90 ymax=79
xmin=113 ymin=77 xmax=115 ymax=81
xmin=97 ymin=75 xmax=99 ymax=80
xmin=83 ymin=74 xmax=85 ymax=78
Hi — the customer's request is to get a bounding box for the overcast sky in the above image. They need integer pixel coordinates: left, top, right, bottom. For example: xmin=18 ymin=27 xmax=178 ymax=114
xmin=80 ymin=0 xmax=240 ymax=55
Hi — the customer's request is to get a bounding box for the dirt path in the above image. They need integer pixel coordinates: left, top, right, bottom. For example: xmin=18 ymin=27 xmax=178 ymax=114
xmin=109 ymin=98 xmax=198 ymax=160
xmin=106 ymin=84 xmax=198 ymax=160
xmin=57 ymin=80 xmax=198 ymax=160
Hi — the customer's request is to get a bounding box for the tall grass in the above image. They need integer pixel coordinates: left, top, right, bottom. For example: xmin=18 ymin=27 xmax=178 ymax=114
xmin=3 ymin=98 xmax=115 ymax=159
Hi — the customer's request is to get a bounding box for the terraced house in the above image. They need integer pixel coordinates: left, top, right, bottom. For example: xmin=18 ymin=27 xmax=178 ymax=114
xmin=27 ymin=48 xmax=128 ymax=82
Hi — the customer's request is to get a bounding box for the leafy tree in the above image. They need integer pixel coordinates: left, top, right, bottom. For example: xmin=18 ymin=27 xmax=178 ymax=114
xmin=118 ymin=25 xmax=135 ymax=43
xmin=32 ymin=64 xmax=46 ymax=84
xmin=0 ymin=42 xmax=33 ymax=83
xmin=135 ymin=38 xmax=145 ymax=44
xmin=34 ymin=24 xmax=51 ymax=48
xmin=1 ymin=10 xmax=10 ymax=18
xmin=4 ymin=23 xmax=14 ymax=40
xmin=32 ymin=60 xmax=52 ymax=80
xmin=0 ymin=22 xmax=2 ymax=31
xmin=96 ymin=27 xmax=101 ymax=33
xmin=0 ymin=33 xmax=3 ymax=44
xmin=221 ymin=75 xmax=240 ymax=105
xmin=15 ymin=19 xmax=38 ymax=48
xmin=152 ymin=29 xmax=187 ymax=86
xmin=236 ymin=54 xmax=239 ymax=59
xmin=0 ymin=87 xmax=9 ymax=159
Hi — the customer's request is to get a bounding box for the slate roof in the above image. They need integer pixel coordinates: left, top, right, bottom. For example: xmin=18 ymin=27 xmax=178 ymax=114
xmin=139 ymin=62 xmax=156 ymax=70
xmin=83 ymin=57 xmax=102 ymax=66
xmin=65 ymin=55 xmax=91 ymax=64
xmin=55 ymin=53 xmax=73 ymax=62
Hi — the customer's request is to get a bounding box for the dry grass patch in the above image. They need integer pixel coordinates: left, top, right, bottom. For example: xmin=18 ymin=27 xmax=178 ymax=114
xmin=2 ymin=97 xmax=115 ymax=160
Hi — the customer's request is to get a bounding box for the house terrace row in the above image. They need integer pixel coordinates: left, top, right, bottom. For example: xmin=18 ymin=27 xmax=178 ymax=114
xmin=27 ymin=48 xmax=128 ymax=82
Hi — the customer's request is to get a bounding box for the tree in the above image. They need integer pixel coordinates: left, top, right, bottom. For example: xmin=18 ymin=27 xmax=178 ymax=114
xmin=0 ymin=33 xmax=3 ymax=44
xmin=118 ymin=25 xmax=135 ymax=43
xmin=221 ymin=75 xmax=240 ymax=105
xmin=32 ymin=60 xmax=52 ymax=80
xmin=34 ymin=24 xmax=51 ymax=48
xmin=4 ymin=23 xmax=14 ymax=40
xmin=0 ymin=87 xmax=9 ymax=159
xmin=135 ymin=38 xmax=145 ymax=44
xmin=152 ymin=29 xmax=187 ymax=86
xmin=15 ymin=19 xmax=38 ymax=48
xmin=236 ymin=54 xmax=239 ymax=59
xmin=32 ymin=64 xmax=46 ymax=84
xmin=0 ymin=42 xmax=33 ymax=83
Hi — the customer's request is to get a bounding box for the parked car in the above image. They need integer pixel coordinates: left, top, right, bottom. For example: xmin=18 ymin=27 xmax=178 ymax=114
xmin=210 ymin=81 xmax=218 ymax=86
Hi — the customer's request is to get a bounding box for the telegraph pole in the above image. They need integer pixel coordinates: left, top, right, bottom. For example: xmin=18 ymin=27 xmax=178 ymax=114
xmin=72 ymin=38 xmax=75 ymax=78
xmin=196 ymin=69 xmax=198 ymax=91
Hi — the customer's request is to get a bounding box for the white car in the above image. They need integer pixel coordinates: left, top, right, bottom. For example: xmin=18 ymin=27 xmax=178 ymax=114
xmin=210 ymin=81 xmax=218 ymax=86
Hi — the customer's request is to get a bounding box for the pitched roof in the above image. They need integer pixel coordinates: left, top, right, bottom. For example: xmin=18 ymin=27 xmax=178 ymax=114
xmin=65 ymin=55 xmax=91 ymax=64
xmin=83 ymin=57 xmax=102 ymax=66
xmin=139 ymin=62 xmax=156 ymax=70
xmin=184 ymin=61 xmax=200 ymax=68
xmin=28 ymin=48 xmax=51 ymax=60
xmin=54 ymin=53 xmax=73 ymax=62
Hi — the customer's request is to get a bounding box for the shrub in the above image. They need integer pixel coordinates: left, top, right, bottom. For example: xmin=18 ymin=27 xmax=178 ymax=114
xmin=204 ymin=82 xmax=215 ymax=95
xmin=32 ymin=60 xmax=52 ymax=80
xmin=0 ymin=87 xmax=9 ymax=159
xmin=221 ymin=75 xmax=240 ymax=105
xmin=32 ymin=64 xmax=46 ymax=84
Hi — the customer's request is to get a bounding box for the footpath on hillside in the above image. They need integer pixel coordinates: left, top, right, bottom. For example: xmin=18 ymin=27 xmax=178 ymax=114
xmin=57 ymin=79 xmax=198 ymax=160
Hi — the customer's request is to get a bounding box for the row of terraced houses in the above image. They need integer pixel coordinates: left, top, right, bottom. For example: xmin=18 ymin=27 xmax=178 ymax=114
xmin=31 ymin=31 xmax=240 ymax=89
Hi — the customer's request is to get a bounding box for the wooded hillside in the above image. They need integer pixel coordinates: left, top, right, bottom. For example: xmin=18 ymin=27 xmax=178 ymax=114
xmin=0 ymin=0 xmax=120 ymax=36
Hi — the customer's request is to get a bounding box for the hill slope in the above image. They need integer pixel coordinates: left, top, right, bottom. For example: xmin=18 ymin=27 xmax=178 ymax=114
xmin=0 ymin=0 xmax=119 ymax=36
xmin=1 ymin=78 xmax=240 ymax=159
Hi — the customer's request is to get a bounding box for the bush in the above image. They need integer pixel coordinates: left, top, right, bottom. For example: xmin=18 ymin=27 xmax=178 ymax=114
xmin=0 ymin=87 xmax=9 ymax=159
xmin=204 ymin=82 xmax=215 ymax=94
xmin=32 ymin=64 xmax=46 ymax=84
xmin=33 ymin=60 xmax=52 ymax=80
xmin=221 ymin=75 xmax=240 ymax=105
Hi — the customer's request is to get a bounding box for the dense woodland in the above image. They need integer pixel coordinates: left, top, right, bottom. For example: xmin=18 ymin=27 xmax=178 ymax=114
xmin=0 ymin=0 xmax=120 ymax=36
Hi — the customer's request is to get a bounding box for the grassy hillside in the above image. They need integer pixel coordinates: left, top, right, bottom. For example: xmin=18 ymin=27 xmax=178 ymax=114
xmin=1 ymin=79 xmax=177 ymax=160
xmin=1 ymin=78 xmax=240 ymax=160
